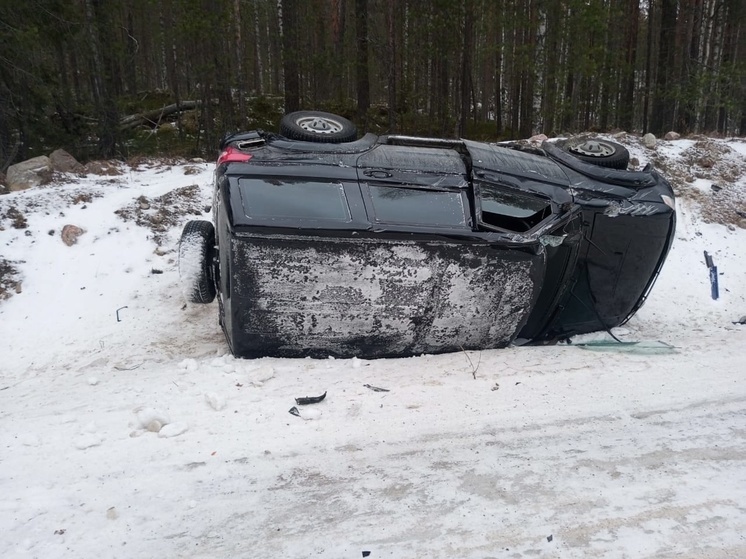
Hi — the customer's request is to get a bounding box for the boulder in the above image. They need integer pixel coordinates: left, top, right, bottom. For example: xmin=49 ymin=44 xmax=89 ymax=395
xmin=61 ymin=224 xmax=85 ymax=246
xmin=664 ymin=131 xmax=681 ymax=141
xmin=6 ymin=156 xmax=53 ymax=191
xmin=528 ymin=133 xmax=548 ymax=143
xmin=642 ymin=133 xmax=657 ymax=149
xmin=50 ymin=149 xmax=84 ymax=173
xmin=85 ymin=160 xmax=123 ymax=176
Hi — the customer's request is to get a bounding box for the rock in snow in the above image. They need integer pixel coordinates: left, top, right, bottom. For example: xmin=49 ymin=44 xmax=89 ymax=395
xmin=642 ymin=133 xmax=657 ymax=148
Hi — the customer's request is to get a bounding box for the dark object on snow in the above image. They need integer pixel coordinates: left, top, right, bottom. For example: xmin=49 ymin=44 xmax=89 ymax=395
xmin=179 ymin=220 xmax=217 ymax=304
xmin=364 ymin=384 xmax=390 ymax=393
xmin=704 ymin=251 xmax=719 ymax=300
xmin=547 ymin=535 xmax=553 ymax=543
xmin=116 ymin=306 xmax=128 ymax=322
xmin=362 ymin=552 xmax=371 ymax=558
xmin=295 ymin=391 xmax=327 ymax=405
xmin=288 ymin=407 xmax=300 ymax=417
xmin=732 ymin=316 xmax=746 ymax=325
xmin=179 ymin=111 xmax=676 ymax=359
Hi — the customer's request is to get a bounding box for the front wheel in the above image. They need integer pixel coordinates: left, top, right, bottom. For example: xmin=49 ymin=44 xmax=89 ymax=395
xmin=561 ymin=138 xmax=630 ymax=170
xmin=179 ymin=220 xmax=216 ymax=304
xmin=280 ymin=111 xmax=357 ymax=143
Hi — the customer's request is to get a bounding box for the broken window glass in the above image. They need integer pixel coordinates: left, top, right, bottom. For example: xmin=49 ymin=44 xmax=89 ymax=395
xmin=477 ymin=182 xmax=551 ymax=232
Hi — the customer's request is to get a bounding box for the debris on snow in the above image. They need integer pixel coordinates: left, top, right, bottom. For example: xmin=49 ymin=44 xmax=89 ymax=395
xmin=295 ymin=391 xmax=327 ymax=405
xmin=364 ymin=384 xmax=390 ymax=393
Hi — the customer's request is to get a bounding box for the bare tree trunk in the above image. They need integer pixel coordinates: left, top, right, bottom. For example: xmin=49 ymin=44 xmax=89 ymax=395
xmin=355 ymin=0 xmax=370 ymax=124
xmin=459 ymin=0 xmax=474 ymax=137
xmin=233 ymin=0 xmax=246 ymax=122
xmin=651 ymin=0 xmax=677 ymax=134
xmin=280 ymin=0 xmax=300 ymax=112
xmin=254 ymin=0 xmax=265 ymax=95
xmin=619 ymin=0 xmax=639 ymax=131
xmin=85 ymin=0 xmax=119 ymax=158
xmin=518 ymin=0 xmax=536 ymax=138
xmin=386 ymin=0 xmax=397 ymax=132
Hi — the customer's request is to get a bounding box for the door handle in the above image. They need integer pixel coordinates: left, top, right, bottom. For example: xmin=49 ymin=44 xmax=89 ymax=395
xmin=363 ymin=169 xmax=393 ymax=179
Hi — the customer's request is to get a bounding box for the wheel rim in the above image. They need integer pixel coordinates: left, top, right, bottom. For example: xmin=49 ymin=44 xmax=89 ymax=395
xmin=295 ymin=116 xmax=344 ymax=135
xmin=569 ymin=140 xmax=616 ymax=158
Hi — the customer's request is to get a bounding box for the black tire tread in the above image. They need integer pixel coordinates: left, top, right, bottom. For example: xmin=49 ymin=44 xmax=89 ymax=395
xmin=179 ymin=220 xmax=216 ymax=304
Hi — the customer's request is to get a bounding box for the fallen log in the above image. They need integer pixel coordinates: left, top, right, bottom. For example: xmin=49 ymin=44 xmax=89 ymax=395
xmin=119 ymin=101 xmax=199 ymax=131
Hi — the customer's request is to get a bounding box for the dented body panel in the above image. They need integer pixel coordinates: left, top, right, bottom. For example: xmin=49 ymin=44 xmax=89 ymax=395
xmin=224 ymin=234 xmax=543 ymax=358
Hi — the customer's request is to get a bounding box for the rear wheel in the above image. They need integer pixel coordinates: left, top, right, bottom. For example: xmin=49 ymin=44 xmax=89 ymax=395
xmin=561 ymin=138 xmax=630 ymax=170
xmin=179 ymin=220 xmax=216 ymax=304
xmin=280 ymin=111 xmax=357 ymax=143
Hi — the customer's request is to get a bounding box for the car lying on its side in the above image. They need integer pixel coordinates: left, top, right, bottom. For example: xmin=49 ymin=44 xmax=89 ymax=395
xmin=179 ymin=111 xmax=676 ymax=358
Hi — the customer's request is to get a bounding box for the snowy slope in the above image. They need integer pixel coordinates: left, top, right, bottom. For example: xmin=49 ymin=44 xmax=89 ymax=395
xmin=1 ymin=139 xmax=745 ymax=559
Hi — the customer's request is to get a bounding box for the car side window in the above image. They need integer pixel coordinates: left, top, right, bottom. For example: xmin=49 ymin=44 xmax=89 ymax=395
xmin=238 ymin=178 xmax=351 ymax=222
xmin=367 ymin=185 xmax=467 ymax=227
xmin=477 ymin=182 xmax=551 ymax=233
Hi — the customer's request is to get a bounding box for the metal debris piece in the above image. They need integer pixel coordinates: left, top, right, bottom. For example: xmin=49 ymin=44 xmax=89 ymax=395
xmin=704 ymin=251 xmax=719 ymax=300
xmin=364 ymin=384 xmax=390 ymax=392
xmin=116 ymin=305 xmax=128 ymax=322
xmin=295 ymin=391 xmax=327 ymax=405
xmin=288 ymin=407 xmax=300 ymax=417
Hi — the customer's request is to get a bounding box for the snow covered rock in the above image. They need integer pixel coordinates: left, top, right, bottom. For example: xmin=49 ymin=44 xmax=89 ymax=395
xmin=664 ymin=131 xmax=681 ymax=141
xmin=642 ymin=133 xmax=657 ymax=149
xmin=6 ymin=156 xmax=53 ymax=191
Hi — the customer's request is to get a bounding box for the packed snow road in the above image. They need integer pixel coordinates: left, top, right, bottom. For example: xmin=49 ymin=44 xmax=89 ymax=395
xmin=3 ymin=330 xmax=745 ymax=558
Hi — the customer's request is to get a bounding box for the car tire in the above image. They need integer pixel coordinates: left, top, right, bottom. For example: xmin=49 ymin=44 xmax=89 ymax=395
xmin=280 ymin=111 xmax=357 ymax=143
xmin=561 ymin=138 xmax=630 ymax=170
xmin=179 ymin=220 xmax=216 ymax=304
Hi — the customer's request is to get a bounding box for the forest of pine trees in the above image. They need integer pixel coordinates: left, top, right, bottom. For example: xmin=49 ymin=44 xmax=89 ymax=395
xmin=0 ymin=0 xmax=744 ymax=167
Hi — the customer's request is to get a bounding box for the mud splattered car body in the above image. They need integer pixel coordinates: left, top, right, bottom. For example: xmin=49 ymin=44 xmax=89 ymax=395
xmin=180 ymin=113 xmax=675 ymax=358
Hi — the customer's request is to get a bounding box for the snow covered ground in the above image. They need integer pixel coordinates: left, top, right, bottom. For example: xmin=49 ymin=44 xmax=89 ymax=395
xmin=1 ymin=137 xmax=745 ymax=558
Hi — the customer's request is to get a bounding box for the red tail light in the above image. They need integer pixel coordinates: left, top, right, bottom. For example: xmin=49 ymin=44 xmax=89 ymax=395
xmin=217 ymin=146 xmax=252 ymax=165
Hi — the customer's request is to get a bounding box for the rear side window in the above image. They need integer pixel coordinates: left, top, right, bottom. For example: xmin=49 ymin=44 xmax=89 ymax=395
xmin=238 ymin=178 xmax=351 ymax=221
xmin=478 ymin=183 xmax=551 ymax=232
xmin=368 ymin=186 xmax=467 ymax=227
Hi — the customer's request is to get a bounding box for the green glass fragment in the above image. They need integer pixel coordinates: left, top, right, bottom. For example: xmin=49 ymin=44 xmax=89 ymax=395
xmin=574 ymin=340 xmax=678 ymax=355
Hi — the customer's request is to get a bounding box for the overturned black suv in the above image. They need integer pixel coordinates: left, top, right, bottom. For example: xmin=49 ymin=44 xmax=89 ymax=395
xmin=179 ymin=111 xmax=675 ymax=359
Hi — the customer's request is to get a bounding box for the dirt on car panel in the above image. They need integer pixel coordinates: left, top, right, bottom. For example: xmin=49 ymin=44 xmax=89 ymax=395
xmin=225 ymin=235 xmax=544 ymax=359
